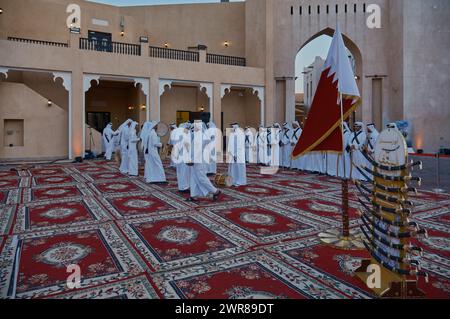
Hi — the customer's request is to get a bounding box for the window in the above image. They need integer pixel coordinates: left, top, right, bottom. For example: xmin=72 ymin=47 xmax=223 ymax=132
xmin=4 ymin=119 xmax=24 ymax=147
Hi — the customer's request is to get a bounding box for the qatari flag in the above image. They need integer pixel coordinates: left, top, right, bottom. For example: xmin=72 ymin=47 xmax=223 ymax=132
xmin=293 ymin=26 xmax=361 ymax=158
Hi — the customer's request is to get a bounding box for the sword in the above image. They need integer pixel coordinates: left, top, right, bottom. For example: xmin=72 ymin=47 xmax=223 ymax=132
xmin=357 ymin=198 xmax=413 ymax=227
xmin=362 ymin=166 xmax=422 ymax=186
xmin=358 ymin=187 xmax=412 ymax=216
xmin=354 ymin=165 xmax=374 ymax=183
xmin=362 ymin=241 xmax=429 ymax=282
xmin=356 ymin=181 xmax=414 ymax=207
xmin=361 ymin=150 xmax=423 ymax=172
xmin=372 ymin=200 xmax=412 ymax=216
xmin=359 ymin=215 xmax=424 ymax=257
xmin=360 ymin=226 xmax=418 ymax=265
xmin=359 ymin=210 xmax=424 ymax=240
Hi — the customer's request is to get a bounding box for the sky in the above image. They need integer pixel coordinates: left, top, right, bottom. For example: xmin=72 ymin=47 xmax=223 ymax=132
xmin=88 ymin=0 xmax=330 ymax=93
xmin=295 ymin=35 xmax=331 ymax=93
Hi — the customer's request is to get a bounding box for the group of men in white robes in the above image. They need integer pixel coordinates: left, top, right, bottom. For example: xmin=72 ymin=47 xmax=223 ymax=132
xmin=102 ymin=119 xmax=167 ymax=183
xmin=101 ymin=118 xmax=380 ymax=201
xmin=169 ymin=120 xmax=222 ymax=201
xmin=241 ymin=121 xmax=379 ymax=181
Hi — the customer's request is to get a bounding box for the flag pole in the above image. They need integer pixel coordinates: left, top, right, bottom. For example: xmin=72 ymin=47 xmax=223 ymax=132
xmin=339 ymin=93 xmax=350 ymax=238
xmin=318 ymin=92 xmax=363 ymax=250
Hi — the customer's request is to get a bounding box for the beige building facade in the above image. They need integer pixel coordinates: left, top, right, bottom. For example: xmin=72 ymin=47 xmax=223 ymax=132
xmin=0 ymin=0 xmax=449 ymax=160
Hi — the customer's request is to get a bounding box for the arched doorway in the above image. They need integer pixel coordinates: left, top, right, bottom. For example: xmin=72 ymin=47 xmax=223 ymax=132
xmin=294 ymin=28 xmax=363 ymax=125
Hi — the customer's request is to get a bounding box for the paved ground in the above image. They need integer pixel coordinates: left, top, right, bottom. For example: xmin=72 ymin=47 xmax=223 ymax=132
xmin=411 ymin=156 xmax=450 ymax=193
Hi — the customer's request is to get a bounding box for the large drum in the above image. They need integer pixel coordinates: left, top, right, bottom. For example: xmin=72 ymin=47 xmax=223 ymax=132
xmin=214 ymin=174 xmax=232 ymax=188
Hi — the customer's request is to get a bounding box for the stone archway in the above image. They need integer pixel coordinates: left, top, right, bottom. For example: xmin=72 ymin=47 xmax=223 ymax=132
xmin=295 ymin=27 xmax=364 ymax=122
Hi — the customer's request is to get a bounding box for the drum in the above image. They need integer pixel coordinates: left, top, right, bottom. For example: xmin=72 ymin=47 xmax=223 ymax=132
xmin=156 ymin=122 xmax=169 ymax=137
xmin=214 ymin=174 xmax=232 ymax=188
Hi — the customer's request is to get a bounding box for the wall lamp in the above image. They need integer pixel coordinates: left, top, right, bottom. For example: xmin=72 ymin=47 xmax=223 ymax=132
xmin=224 ymin=40 xmax=229 ymax=47
xmin=47 ymin=100 xmax=53 ymax=107
xmin=164 ymin=42 xmax=169 ymax=48
xmin=0 ymin=8 xmax=3 ymax=14
xmin=120 ymin=16 xmax=125 ymax=37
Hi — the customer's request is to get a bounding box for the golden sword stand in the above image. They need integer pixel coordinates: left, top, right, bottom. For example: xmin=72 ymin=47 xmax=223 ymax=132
xmin=354 ymin=125 xmax=427 ymax=298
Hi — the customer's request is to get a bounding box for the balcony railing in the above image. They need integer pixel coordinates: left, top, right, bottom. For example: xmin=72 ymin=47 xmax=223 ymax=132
xmin=7 ymin=37 xmax=68 ymax=48
xmin=79 ymin=38 xmax=141 ymax=56
xmin=149 ymin=46 xmax=199 ymax=62
xmin=206 ymin=53 xmax=246 ymax=67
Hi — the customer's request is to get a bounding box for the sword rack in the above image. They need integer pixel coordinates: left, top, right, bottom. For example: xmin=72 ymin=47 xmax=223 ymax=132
xmin=354 ymin=125 xmax=428 ymax=298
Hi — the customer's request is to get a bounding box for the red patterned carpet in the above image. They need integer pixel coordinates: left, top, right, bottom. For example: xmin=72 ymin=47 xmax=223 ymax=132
xmin=0 ymin=160 xmax=449 ymax=299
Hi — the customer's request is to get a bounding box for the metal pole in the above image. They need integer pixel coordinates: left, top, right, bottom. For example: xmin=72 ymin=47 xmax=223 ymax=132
xmin=434 ymin=152 xmax=445 ymax=193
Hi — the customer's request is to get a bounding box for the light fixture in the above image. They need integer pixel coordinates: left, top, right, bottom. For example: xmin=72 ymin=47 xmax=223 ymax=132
xmin=128 ymin=106 xmax=135 ymax=110
xmin=0 ymin=8 xmax=3 ymax=14
xmin=47 ymin=100 xmax=53 ymax=107
xmin=224 ymin=40 xmax=229 ymax=47
xmin=120 ymin=31 xmax=125 ymax=37
xmin=141 ymin=105 xmax=146 ymax=110
xmin=164 ymin=42 xmax=169 ymax=48
xmin=199 ymin=106 xmax=205 ymax=112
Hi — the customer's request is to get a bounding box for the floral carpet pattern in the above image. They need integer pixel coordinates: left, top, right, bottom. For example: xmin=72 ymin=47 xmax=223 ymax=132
xmin=0 ymin=160 xmax=449 ymax=299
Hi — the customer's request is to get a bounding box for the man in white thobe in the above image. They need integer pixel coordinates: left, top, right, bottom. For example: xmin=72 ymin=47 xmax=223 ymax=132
xmin=228 ymin=123 xmax=247 ymax=186
xmin=142 ymin=121 xmax=167 ymax=183
xmin=188 ymin=121 xmax=221 ymax=202
xmin=118 ymin=119 xmax=132 ymax=174
xmin=127 ymin=121 xmax=140 ymax=176
xmin=290 ymin=121 xmax=303 ymax=170
xmin=102 ymin=123 xmax=114 ymax=160
xmin=206 ymin=121 xmax=218 ymax=176
xmin=168 ymin=123 xmax=178 ymax=168
xmin=173 ymin=123 xmax=191 ymax=193
xmin=350 ymin=122 xmax=368 ymax=181
xmin=270 ymin=123 xmax=282 ymax=168
xmin=244 ymin=127 xmax=255 ymax=164
xmin=266 ymin=127 xmax=272 ymax=166
xmin=257 ymin=126 xmax=268 ymax=166
xmin=366 ymin=123 xmax=379 ymax=156
xmin=338 ymin=122 xmax=352 ymax=179
xmin=281 ymin=123 xmax=293 ymax=169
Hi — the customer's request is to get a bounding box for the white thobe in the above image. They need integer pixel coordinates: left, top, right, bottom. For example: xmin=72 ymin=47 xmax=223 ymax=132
xmin=350 ymin=130 xmax=368 ymax=181
xmin=144 ymin=130 xmax=166 ymax=183
xmin=119 ymin=128 xmax=130 ymax=174
xmin=244 ymin=130 xmax=255 ymax=164
xmin=269 ymin=129 xmax=281 ymax=168
xmin=168 ymin=130 xmax=177 ymax=168
xmin=190 ymin=131 xmax=217 ymax=198
xmin=127 ymin=131 xmax=140 ymax=176
xmin=206 ymin=128 xmax=217 ymax=175
xmin=257 ymin=130 xmax=268 ymax=165
xmin=103 ymin=127 xmax=114 ymax=160
xmin=290 ymin=128 xmax=302 ymax=169
xmin=173 ymin=130 xmax=191 ymax=191
xmin=281 ymin=129 xmax=292 ymax=168
xmin=228 ymin=131 xmax=247 ymax=186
